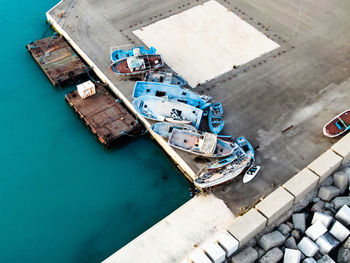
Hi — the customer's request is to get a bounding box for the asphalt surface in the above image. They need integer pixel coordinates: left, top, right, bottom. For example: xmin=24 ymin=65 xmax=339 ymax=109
xmin=49 ymin=0 xmax=350 ymax=214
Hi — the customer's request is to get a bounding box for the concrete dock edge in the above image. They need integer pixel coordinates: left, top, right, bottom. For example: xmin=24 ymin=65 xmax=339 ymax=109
xmin=331 ymin=133 xmax=350 ymax=164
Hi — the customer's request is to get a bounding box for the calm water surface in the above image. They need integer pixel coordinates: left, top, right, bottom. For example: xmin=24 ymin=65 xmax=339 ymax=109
xmin=0 ymin=1 xmax=190 ymax=262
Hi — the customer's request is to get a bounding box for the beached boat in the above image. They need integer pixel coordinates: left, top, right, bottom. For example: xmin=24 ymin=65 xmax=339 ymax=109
xmin=208 ymin=102 xmax=224 ymax=134
xmin=243 ymin=165 xmax=260 ymax=184
xmin=168 ymin=129 xmax=217 ymax=157
xmin=110 ymin=46 xmax=156 ymax=62
xmin=323 ymin=109 xmax=350 ymax=137
xmin=109 ymin=54 xmax=164 ymax=76
xmin=144 ymin=70 xmax=187 ymax=87
xmin=168 ymin=129 xmax=234 ymax=158
xmin=132 ymin=95 xmax=203 ymax=129
xmin=207 ymin=143 xmax=245 ymax=170
xmin=194 ymin=155 xmax=251 ymax=189
xmin=133 ymin=81 xmax=211 ymax=109
xmin=151 ymin=122 xmax=197 ymax=139
xmin=236 ymin=136 xmax=255 ymax=161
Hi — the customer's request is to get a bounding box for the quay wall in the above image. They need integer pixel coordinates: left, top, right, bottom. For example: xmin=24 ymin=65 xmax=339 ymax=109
xmin=46 ymin=9 xmax=196 ymax=181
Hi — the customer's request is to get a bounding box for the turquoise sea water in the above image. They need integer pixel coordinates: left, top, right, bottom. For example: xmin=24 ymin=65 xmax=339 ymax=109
xmin=0 ymin=1 xmax=190 ymax=262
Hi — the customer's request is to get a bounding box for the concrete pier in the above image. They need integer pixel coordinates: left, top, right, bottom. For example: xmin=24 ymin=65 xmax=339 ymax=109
xmin=45 ymin=0 xmax=350 ymax=261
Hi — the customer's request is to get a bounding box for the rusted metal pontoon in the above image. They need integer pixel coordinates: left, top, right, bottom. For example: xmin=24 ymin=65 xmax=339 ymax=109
xmin=65 ymin=83 xmax=142 ymax=147
xmin=26 ymin=35 xmax=88 ymax=86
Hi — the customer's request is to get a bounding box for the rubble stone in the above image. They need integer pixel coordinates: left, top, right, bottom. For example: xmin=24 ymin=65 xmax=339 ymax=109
xmin=333 ymin=171 xmax=349 ymax=194
xmin=324 ymin=202 xmax=334 ymax=209
xmin=255 ymin=246 xmax=265 ymax=259
xmin=318 ymin=186 xmax=340 ymax=202
xmin=284 ymin=236 xmax=298 ymax=249
xmin=231 ymin=246 xmax=258 ymax=263
xmin=258 ymin=231 xmax=286 ymax=251
xmin=291 ymin=229 xmax=301 ymax=242
xmin=311 ymin=212 xmax=333 ymax=228
xmin=258 ymin=247 xmax=283 ymax=263
xmin=313 ymin=197 xmax=321 ymax=203
xmin=311 ymin=201 xmax=325 ymax=212
xmin=320 ymin=176 xmax=333 ymax=186
xmin=332 ymin=196 xmax=350 ymax=210
xmin=338 ymin=246 xmax=350 ymax=263
xmin=286 ymin=222 xmax=294 ymax=229
xmin=278 ymin=223 xmax=291 ymax=236
xmin=293 ymin=213 xmax=306 ymax=233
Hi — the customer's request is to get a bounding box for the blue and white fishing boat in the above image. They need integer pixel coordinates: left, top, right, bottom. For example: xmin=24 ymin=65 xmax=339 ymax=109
xmin=236 ymin=136 xmax=255 ymax=162
xmin=132 ymin=81 xmax=211 ymax=109
xmin=110 ymin=46 xmax=156 ymax=62
xmin=168 ymin=129 xmax=234 ymax=158
xmin=194 ymin=155 xmax=251 ymax=189
xmin=109 ymin=54 xmax=164 ymax=76
xmin=144 ymin=70 xmax=187 ymax=87
xmin=208 ymin=102 xmax=224 ymax=134
xmin=151 ymin=122 xmax=197 ymax=139
xmin=207 ymin=143 xmax=245 ymax=170
xmin=132 ymin=95 xmax=203 ymax=129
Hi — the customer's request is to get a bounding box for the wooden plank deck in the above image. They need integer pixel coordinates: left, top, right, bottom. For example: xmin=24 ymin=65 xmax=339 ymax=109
xmin=26 ymin=35 xmax=88 ymax=86
xmin=65 ymin=83 xmax=142 ymax=147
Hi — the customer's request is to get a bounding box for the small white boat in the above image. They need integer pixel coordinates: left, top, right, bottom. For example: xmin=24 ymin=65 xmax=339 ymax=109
xmin=243 ymin=165 xmax=260 ymax=183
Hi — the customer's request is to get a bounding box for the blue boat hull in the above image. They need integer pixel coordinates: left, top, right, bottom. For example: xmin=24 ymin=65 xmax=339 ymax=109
xmin=110 ymin=46 xmax=156 ymax=62
xmin=208 ymin=102 xmax=224 ymax=134
xmin=133 ymin=81 xmax=208 ymax=109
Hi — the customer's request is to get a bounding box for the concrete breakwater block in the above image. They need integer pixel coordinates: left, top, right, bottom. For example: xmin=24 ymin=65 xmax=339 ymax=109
xmin=317 ymin=186 xmax=340 ymax=202
xmin=311 ymin=212 xmax=333 ymax=228
xmin=315 ymin=232 xmax=339 ymax=254
xmin=307 ymin=150 xmax=342 ymax=183
xmin=283 ymin=248 xmax=302 ymax=263
xmin=215 ymin=231 xmax=239 ymax=257
xmin=227 ymin=209 xmax=266 ymax=247
xmin=305 ymin=221 xmax=327 ymax=241
xmin=332 ymin=196 xmax=350 ymax=210
xmin=303 ymin=258 xmax=317 ymax=263
xmin=284 ymin=236 xmax=298 ymax=249
xmin=335 ymin=205 xmax=350 ymax=226
xmin=278 ymin=223 xmax=292 ymax=236
xmin=231 ymin=246 xmax=258 ymax=263
xmin=329 ymin=221 xmax=350 ymax=242
xmin=258 ymin=231 xmax=286 ymax=251
xmin=331 ymin=132 xmax=350 ymax=163
xmin=258 ymin=247 xmax=283 ymax=263
xmin=255 ymin=187 xmax=294 ymax=225
xmin=333 ymin=171 xmax=349 ymax=194
xmin=283 ymin=168 xmax=319 ymax=203
xmin=317 ymin=254 xmax=336 ymax=263
xmin=188 ymin=248 xmax=212 ymax=263
xmin=201 ymin=241 xmax=226 ymax=263
xmin=293 ymin=213 xmax=307 ymax=233
xmin=298 ymin=237 xmax=319 ymax=257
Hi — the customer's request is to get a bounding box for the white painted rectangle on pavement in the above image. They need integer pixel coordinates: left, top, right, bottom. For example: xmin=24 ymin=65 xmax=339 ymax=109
xmin=134 ymin=0 xmax=279 ymax=87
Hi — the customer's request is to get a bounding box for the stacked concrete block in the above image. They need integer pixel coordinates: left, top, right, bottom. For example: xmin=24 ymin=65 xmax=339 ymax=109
xmin=317 ymin=254 xmax=335 ymax=263
xmin=215 ymin=231 xmax=239 ymax=257
xmin=227 ymin=209 xmax=266 ymax=247
xmin=293 ymin=213 xmax=307 ymax=233
xmin=318 ymin=186 xmax=340 ymax=201
xmin=331 ymin=133 xmax=350 ymax=163
xmin=311 ymin=212 xmax=333 ymax=228
xmin=333 ymin=171 xmax=349 ymax=194
xmin=188 ymin=248 xmax=212 ymax=263
xmin=332 ymin=197 xmax=350 ymax=210
xmin=255 ymin=187 xmax=294 ymax=225
xmin=258 ymin=247 xmax=283 ymax=263
xmin=283 ymin=168 xmax=319 ymax=203
xmin=283 ymin=248 xmax=302 ymax=263
xmin=305 ymin=221 xmax=327 ymax=241
xmin=329 ymin=221 xmax=350 ymax=242
xmin=303 ymin=258 xmax=317 ymax=263
xmin=298 ymin=237 xmax=319 ymax=257
xmin=316 ymin=233 xmax=339 ymax=254
xmin=307 ymin=150 xmax=342 ymax=182
xmin=335 ymin=205 xmax=350 ymax=226
xmin=201 ymin=241 xmax=226 ymax=263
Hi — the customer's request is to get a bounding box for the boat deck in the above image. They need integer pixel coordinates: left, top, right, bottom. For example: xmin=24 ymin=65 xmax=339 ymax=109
xmin=65 ymin=84 xmax=142 ymax=147
xmin=26 ymin=35 xmax=88 ymax=86
xmin=325 ymin=111 xmax=350 ymax=136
